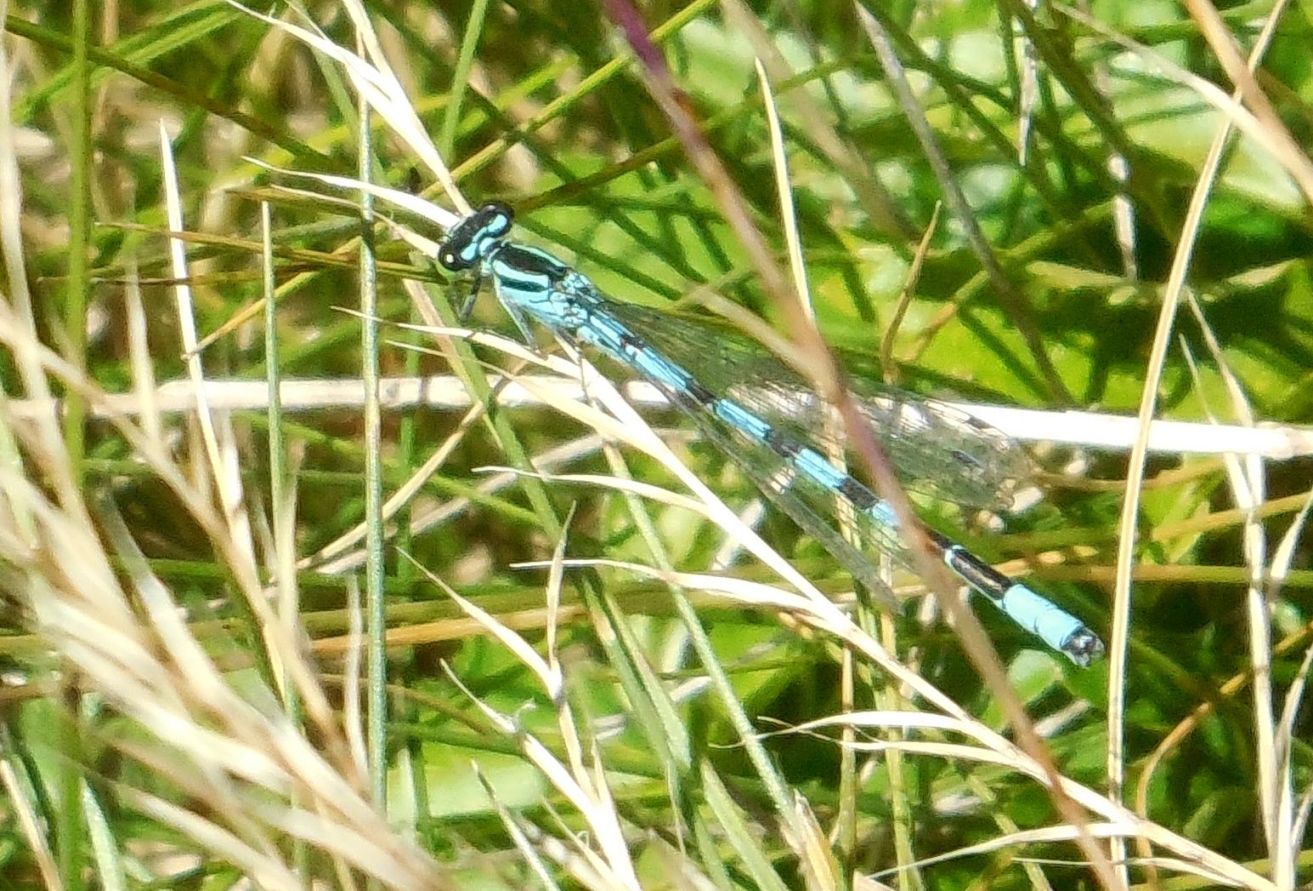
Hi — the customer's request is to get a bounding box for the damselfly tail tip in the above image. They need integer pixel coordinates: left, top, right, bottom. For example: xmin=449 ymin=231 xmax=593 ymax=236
xmin=1063 ymin=629 xmax=1105 ymax=668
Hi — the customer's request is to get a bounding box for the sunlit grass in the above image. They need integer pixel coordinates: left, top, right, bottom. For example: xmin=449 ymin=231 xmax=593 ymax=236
xmin=1 ymin=1 xmax=1311 ymax=888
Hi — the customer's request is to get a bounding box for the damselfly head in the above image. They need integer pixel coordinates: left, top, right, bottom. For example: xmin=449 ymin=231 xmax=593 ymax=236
xmin=438 ymin=202 xmax=515 ymax=271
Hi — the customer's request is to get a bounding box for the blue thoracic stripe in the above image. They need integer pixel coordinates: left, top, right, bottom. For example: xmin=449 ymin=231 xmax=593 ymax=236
xmin=437 ymin=202 xmax=1104 ymax=667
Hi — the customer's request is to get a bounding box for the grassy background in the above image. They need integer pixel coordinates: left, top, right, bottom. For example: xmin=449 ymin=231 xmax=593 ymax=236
xmin=2 ymin=0 xmax=1312 ymax=888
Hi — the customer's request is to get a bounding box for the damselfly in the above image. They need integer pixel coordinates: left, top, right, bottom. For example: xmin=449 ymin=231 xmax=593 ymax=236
xmin=438 ymin=203 xmax=1103 ymax=666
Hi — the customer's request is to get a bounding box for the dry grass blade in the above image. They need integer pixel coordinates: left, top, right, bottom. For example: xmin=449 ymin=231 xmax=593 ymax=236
xmin=6 ymin=1 xmax=1311 ymax=886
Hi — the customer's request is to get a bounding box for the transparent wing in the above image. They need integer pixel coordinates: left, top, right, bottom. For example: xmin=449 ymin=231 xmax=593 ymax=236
xmin=637 ymin=355 xmax=906 ymax=604
xmin=557 ymin=298 xmax=1028 ymax=599
xmin=602 ymin=302 xmax=1032 ymax=512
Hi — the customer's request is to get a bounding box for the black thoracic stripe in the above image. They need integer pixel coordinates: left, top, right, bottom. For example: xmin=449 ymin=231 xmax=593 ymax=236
xmin=499 ymin=243 xmax=570 ymax=280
